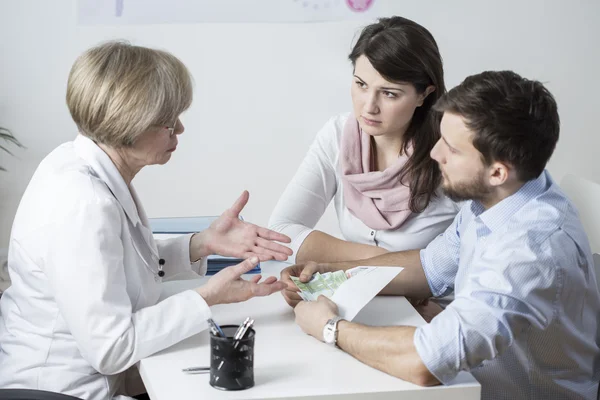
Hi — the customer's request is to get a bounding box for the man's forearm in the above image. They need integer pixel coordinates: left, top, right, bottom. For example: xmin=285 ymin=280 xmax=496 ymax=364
xmin=336 ymin=321 xmax=439 ymax=387
xmin=326 ymin=249 xmax=432 ymax=299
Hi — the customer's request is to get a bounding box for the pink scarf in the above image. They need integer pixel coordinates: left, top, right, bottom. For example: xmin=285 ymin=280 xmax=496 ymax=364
xmin=341 ymin=115 xmax=412 ymax=230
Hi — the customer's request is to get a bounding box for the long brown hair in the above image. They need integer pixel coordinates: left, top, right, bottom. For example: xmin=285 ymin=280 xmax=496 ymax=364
xmin=349 ymin=16 xmax=445 ymax=213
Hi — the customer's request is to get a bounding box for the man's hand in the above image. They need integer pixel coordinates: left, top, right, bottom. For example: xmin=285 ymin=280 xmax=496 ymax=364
xmin=196 ymin=257 xmax=286 ymax=306
xmin=294 ymin=295 xmax=339 ymax=341
xmin=280 ymin=261 xmax=336 ymax=308
xmin=412 ymin=299 xmax=444 ymax=323
xmin=191 ymin=190 xmax=293 ymax=262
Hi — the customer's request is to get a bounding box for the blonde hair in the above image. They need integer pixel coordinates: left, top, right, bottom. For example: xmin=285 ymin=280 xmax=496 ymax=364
xmin=66 ymin=41 xmax=193 ymax=147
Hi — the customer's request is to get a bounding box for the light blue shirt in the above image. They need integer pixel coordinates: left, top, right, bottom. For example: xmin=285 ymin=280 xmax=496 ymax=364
xmin=414 ymin=171 xmax=600 ymax=399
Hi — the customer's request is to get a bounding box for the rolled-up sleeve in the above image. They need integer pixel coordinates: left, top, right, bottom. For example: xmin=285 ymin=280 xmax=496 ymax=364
xmin=420 ymin=208 xmax=463 ymax=297
xmin=414 ymin=235 xmax=559 ymax=383
xmin=268 ymin=116 xmax=341 ymax=263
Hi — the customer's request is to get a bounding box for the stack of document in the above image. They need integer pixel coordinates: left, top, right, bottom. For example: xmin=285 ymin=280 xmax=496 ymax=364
xmin=148 ymin=216 xmax=261 ymax=276
xmin=205 ymin=255 xmax=260 ymax=276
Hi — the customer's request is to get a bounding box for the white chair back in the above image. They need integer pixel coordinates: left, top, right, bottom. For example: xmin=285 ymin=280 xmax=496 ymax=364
xmin=560 ymin=175 xmax=600 ymax=399
xmin=593 ymin=254 xmax=600 ymax=293
xmin=561 ymin=174 xmax=600 ymax=254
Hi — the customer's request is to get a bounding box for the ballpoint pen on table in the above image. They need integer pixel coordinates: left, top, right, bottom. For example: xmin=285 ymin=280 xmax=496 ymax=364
xmin=181 ymin=366 xmax=210 ymax=374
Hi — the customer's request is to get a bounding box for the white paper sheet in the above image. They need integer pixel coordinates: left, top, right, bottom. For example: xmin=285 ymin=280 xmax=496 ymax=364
xmin=331 ymin=266 xmax=403 ymax=321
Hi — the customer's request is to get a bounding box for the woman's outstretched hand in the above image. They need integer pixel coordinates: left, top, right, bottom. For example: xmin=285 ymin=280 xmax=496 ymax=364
xmin=196 ymin=257 xmax=287 ymax=306
xmin=190 ymin=191 xmax=293 ymax=262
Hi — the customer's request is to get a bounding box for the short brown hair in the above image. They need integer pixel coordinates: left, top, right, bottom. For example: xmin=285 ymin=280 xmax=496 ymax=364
xmin=434 ymin=70 xmax=559 ymax=182
xmin=66 ymin=40 xmax=193 ymax=147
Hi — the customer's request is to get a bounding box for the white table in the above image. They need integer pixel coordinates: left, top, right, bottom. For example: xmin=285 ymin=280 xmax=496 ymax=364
xmin=138 ymin=261 xmax=481 ymax=400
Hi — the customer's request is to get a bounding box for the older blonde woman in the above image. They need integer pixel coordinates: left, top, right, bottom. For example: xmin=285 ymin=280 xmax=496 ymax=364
xmin=0 ymin=41 xmax=292 ymax=400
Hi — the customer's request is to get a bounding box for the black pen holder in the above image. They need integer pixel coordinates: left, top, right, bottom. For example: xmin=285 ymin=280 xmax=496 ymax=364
xmin=209 ymin=325 xmax=255 ymax=391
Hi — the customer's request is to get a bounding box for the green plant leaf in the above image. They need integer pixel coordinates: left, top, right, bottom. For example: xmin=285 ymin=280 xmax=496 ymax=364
xmin=0 ymin=144 xmax=14 ymax=156
xmin=0 ymin=127 xmax=24 ymax=171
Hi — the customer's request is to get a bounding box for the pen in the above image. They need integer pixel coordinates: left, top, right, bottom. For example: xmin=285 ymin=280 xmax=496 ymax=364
xmin=182 ymin=366 xmax=210 ymax=373
xmin=240 ymin=319 xmax=254 ymax=339
xmin=234 ymin=317 xmax=251 ymax=340
xmin=207 ymin=318 xmax=226 ymax=337
xmin=233 ymin=318 xmax=254 ymax=349
xmin=208 ymin=325 xmax=219 ymax=337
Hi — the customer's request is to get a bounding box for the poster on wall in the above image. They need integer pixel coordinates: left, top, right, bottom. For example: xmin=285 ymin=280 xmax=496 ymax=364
xmin=78 ymin=0 xmax=382 ymax=25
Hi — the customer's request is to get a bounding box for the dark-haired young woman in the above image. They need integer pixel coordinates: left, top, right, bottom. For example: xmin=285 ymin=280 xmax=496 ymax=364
xmin=269 ymin=16 xmax=459 ymax=265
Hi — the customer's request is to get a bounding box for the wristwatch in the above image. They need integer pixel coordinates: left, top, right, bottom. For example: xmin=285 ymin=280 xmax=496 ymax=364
xmin=323 ymin=316 xmax=344 ymax=346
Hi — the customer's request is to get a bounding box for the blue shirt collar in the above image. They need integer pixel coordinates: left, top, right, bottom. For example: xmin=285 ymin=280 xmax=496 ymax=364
xmin=470 ymin=171 xmax=549 ymax=232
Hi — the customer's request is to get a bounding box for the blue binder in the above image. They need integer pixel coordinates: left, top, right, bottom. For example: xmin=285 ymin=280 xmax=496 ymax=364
xmin=148 ymin=216 xmax=261 ymax=276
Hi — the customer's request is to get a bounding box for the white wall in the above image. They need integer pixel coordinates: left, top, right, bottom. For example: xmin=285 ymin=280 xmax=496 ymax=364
xmin=1 ymin=0 xmax=599 ymax=247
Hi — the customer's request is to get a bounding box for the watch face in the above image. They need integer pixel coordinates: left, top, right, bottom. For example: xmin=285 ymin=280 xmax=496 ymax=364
xmin=323 ymin=323 xmax=335 ymax=344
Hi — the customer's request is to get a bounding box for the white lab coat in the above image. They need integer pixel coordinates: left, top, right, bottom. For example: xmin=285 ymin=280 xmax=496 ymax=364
xmin=0 ymin=135 xmax=211 ymax=399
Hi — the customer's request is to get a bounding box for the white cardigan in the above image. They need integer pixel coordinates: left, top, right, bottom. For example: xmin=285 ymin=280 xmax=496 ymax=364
xmin=0 ymin=135 xmax=210 ymax=400
xmin=269 ymin=113 xmax=460 ymax=263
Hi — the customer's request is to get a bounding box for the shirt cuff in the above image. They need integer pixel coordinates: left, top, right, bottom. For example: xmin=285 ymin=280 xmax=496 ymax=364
xmin=162 ymin=289 xmax=212 ymax=336
xmin=413 ymin=307 xmax=463 ymax=384
xmin=185 ymin=289 xmax=212 ymax=319
xmin=288 ymin=227 xmax=315 ymax=264
xmin=191 ymin=256 xmax=208 ymax=277
xmin=420 ymin=248 xmax=451 ymax=298
xmin=158 ymin=233 xmax=203 ymax=281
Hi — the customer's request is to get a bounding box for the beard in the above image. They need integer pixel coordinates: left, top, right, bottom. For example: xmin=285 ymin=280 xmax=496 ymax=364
xmin=441 ymin=169 xmax=493 ymax=203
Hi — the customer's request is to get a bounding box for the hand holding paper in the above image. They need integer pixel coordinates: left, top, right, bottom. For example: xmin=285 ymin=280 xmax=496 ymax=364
xmin=291 ymin=266 xmax=403 ymax=321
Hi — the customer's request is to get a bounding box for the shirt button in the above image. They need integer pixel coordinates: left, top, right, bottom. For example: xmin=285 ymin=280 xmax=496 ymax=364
xmin=370 ymin=231 xmax=375 ymax=236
